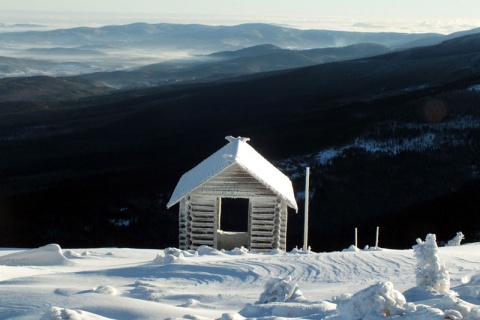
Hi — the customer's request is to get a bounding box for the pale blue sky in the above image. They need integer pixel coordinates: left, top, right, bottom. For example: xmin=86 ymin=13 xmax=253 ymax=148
xmin=1 ymin=0 xmax=480 ymax=33
xmin=2 ymin=0 xmax=478 ymax=17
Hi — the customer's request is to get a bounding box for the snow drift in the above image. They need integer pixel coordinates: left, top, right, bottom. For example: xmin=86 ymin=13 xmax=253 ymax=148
xmin=0 ymin=243 xmax=73 ymax=266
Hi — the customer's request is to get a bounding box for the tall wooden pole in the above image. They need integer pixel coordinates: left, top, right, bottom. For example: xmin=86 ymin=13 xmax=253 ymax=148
xmin=355 ymin=228 xmax=358 ymax=248
xmin=303 ymin=167 xmax=310 ymax=251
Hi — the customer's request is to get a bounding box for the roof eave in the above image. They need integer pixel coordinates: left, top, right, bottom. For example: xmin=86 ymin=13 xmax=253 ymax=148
xmin=166 ymin=160 xmax=237 ymax=209
xmin=235 ymin=161 xmax=298 ymax=211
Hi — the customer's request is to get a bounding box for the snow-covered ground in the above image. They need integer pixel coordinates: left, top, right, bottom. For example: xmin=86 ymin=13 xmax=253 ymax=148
xmin=0 ymin=238 xmax=479 ymax=319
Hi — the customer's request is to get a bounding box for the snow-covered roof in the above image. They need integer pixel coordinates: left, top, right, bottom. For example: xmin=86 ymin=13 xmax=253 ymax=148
xmin=167 ymin=136 xmax=298 ymax=211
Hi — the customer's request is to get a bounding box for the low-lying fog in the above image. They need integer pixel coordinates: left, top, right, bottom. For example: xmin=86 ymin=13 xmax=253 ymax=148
xmin=0 ymin=45 xmax=200 ymax=78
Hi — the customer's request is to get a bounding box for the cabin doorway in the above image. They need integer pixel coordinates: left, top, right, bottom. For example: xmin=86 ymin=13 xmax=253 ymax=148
xmin=216 ymin=197 xmax=250 ymax=250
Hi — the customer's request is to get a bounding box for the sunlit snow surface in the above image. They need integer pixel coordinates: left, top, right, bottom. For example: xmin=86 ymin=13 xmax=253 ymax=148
xmin=0 ymin=243 xmax=479 ymax=319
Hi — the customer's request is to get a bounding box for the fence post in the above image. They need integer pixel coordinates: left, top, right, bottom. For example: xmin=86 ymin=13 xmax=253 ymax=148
xmin=303 ymin=167 xmax=310 ymax=251
xmin=355 ymin=227 xmax=358 ymax=248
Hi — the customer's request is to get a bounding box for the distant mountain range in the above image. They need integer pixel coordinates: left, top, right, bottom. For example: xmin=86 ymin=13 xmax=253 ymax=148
xmin=0 ymin=22 xmax=443 ymax=52
xmin=0 ymin=22 xmax=461 ymax=79
xmin=0 ymin=23 xmax=480 ymax=251
xmin=1 ymin=22 xmax=479 ymax=85
xmin=0 ymin=22 xmax=479 ymax=90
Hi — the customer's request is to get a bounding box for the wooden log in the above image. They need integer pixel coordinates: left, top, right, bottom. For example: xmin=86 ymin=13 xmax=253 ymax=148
xmin=251 ymin=236 xmax=274 ymax=242
xmin=250 ymin=242 xmax=275 ymax=247
xmin=251 ymin=217 xmax=275 ymax=221
xmin=191 ymin=217 xmax=214 ymax=224
xmin=251 ymin=220 xmax=275 ymax=226
xmin=251 ymin=230 xmax=274 ymax=236
xmin=191 ymin=227 xmax=215 ymax=232
xmin=190 ymin=240 xmax=214 ymax=246
xmin=190 ymin=234 xmax=215 ymax=239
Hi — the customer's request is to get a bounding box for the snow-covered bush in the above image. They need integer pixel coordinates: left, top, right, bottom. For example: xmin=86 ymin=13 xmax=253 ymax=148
xmin=447 ymin=232 xmax=465 ymax=246
xmin=413 ymin=234 xmax=453 ymax=296
xmin=336 ymin=281 xmax=408 ymax=318
xmin=257 ymin=276 xmax=305 ymax=304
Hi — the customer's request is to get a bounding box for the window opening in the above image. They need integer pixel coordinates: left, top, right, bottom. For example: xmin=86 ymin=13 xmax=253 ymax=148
xmin=219 ymin=198 xmax=249 ymax=232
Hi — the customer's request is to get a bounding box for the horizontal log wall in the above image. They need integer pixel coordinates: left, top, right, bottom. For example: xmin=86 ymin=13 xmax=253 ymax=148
xmin=188 ymin=194 xmax=217 ymax=250
xmin=250 ymin=196 xmax=287 ymax=252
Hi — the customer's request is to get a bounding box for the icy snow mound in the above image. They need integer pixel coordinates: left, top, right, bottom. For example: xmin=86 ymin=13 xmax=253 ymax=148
xmin=436 ymin=296 xmax=480 ymax=319
xmin=180 ymin=298 xmax=216 ymax=309
xmin=152 ymin=246 xmax=251 ymax=264
xmin=152 ymin=247 xmax=195 ymax=264
xmin=63 ymin=250 xmax=83 ymax=259
xmin=197 ymin=245 xmax=228 ymax=256
xmin=0 ymin=244 xmax=73 ymax=266
xmin=93 ymin=285 xmax=117 ymax=295
xmin=229 ymin=246 xmax=249 ymax=255
xmin=257 ymin=276 xmax=306 ymax=304
xmin=153 ymin=252 xmax=187 ymax=264
xmin=236 ymin=276 xmax=332 ymax=319
xmin=342 ymin=245 xmax=360 ymax=252
xmin=41 ymin=306 xmax=112 ymax=320
xmin=337 ymin=281 xmax=408 ymax=318
xmin=454 ymin=273 xmax=480 ymax=302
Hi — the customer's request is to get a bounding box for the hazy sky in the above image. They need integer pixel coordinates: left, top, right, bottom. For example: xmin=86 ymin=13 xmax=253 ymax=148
xmin=2 ymin=0 xmax=480 ymax=33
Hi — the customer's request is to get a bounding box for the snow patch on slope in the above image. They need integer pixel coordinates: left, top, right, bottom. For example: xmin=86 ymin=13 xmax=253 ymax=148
xmin=277 ymin=116 xmax=480 ymax=178
xmin=469 ymin=84 xmax=480 ymax=92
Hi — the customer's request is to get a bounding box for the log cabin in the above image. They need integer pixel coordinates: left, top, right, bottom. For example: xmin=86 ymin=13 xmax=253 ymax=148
xmin=167 ymin=136 xmax=298 ymax=252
